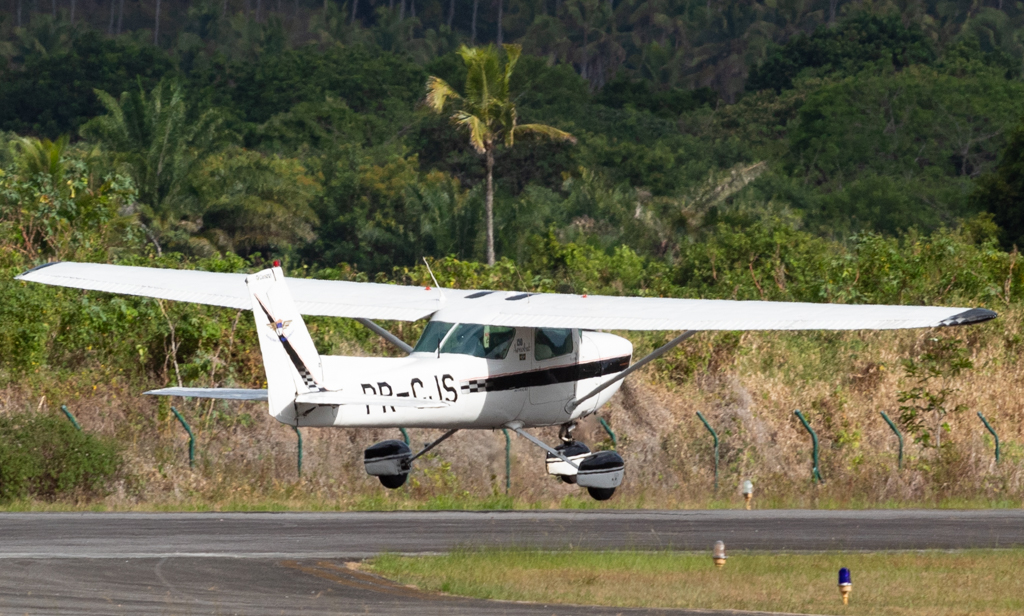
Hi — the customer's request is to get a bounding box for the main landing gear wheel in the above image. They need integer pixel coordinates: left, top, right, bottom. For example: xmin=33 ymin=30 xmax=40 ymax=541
xmin=576 ymin=451 xmax=625 ymax=501
xmin=379 ymin=473 xmax=408 ymax=489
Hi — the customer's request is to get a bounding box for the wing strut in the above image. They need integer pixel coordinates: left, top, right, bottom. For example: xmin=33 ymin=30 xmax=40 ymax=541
xmin=355 ymin=318 xmax=414 ymax=354
xmin=407 ymin=429 xmax=459 ymax=464
xmin=566 ymin=330 xmax=698 ymax=413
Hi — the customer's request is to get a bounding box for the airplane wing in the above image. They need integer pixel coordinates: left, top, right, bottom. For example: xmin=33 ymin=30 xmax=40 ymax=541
xmin=15 ymin=261 xmax=455 ymax=321
xmin=429 ymin=291 xmax=997 ymax=331
xmin=17 ymin=261 xmax=996 ymax=331
xmin=145 ymin=387 xmax=450 ymax=408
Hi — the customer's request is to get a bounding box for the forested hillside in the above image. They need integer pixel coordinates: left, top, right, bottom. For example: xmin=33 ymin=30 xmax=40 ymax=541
xmin=3 ymin=0 xmax=1024 ymax=508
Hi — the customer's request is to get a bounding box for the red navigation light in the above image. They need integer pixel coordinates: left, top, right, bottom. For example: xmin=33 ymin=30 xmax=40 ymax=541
xmin=273 ymin=260 xmax=280 ymax=267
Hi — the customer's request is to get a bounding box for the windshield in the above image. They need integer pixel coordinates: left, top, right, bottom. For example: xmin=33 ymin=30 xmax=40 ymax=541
xmin=412 ymin=321 xmax=516 ymax=359
xmin=412 ymin=321 xmax=455 ymax=353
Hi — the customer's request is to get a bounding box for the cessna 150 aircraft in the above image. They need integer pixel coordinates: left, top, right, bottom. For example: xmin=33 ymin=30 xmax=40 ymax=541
xmin=17 ymin=261 xmax=997 ymax=500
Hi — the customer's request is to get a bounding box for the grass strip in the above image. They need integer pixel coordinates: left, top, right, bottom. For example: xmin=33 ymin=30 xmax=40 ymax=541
xmin=368 ymin=548 xmax=1024 ymax=615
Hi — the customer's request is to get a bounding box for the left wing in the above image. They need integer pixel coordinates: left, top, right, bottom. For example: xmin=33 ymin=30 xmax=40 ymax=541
xmin=17 ymin=261 xmax=996 ymax=331
xmin=429 ymin=292 xmax=997 ymax=331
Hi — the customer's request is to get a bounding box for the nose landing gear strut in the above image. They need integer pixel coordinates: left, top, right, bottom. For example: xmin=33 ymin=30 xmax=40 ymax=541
xmin=507 ymin=421 xmax=624 ymax=501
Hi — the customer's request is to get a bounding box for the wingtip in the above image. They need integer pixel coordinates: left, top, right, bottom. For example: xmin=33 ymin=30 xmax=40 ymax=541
xmin=939 ymin=308 xmax=998 ymax=327
xmin=15 ymin=261 xmax=62 ymax=281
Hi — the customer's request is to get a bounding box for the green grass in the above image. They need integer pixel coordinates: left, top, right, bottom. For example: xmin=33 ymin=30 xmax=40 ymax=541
xmin=2 ymin=494 xmax=1024 ymax=512
xmin=368 ymin=548 xmax=1024 ymax=615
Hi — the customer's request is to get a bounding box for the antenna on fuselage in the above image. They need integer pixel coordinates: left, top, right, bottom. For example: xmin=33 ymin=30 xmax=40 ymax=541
xmin=423 ymin=257 xmax=445 ymax=303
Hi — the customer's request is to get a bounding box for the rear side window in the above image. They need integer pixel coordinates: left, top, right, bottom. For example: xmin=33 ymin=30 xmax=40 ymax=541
xmin=535 ymin=328 xmax=573 ymax=360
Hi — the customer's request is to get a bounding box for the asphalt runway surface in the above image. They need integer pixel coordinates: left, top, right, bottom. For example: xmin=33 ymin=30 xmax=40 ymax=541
xmin=2 ymin=509 xmax=1023 ymax=615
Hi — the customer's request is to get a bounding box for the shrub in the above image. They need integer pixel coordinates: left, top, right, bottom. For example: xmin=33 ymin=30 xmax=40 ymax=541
xmin=0 ymin=411 xmax=123 ymax=503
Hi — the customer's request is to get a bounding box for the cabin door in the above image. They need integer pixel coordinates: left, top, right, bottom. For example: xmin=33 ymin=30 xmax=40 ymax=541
xmin=528 ymin=328 xmax=579 ymax=407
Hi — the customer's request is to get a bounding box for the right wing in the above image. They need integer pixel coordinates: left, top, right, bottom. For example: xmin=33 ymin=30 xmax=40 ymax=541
xmin=16 ymin=261 xmax=451 ymax=321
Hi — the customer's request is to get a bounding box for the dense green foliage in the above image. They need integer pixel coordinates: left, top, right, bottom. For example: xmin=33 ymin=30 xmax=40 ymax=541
xmin=972 ymin=121 xmax=1024 ymax=250
xmin=747 ymin=14 xmax=937 ymax=93
xmin=1 ymin=2 xmax=1024 ymax=261
xmin=0 ymin=411 xmax=123 ymax=502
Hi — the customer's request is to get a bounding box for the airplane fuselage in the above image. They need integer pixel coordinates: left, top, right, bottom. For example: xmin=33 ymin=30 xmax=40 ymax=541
xmin=290 ymin=328 xmax=633 ymax=430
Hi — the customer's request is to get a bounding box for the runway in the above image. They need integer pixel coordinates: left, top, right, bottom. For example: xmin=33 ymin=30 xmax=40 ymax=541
xmin=2 ymin=509 xmax=1022 ymax=614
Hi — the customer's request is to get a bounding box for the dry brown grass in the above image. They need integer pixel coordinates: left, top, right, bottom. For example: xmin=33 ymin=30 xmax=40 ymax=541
xmin=2 ymin=309 xmax=1023 ymax=510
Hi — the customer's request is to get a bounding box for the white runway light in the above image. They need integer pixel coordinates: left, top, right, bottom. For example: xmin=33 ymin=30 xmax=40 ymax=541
xmin=712 ymin=540 xmax=726 ymax=568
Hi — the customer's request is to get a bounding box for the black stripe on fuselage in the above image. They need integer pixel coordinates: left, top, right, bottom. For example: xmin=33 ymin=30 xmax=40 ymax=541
xmin=465 ymin=355 xmax=630 ymax=393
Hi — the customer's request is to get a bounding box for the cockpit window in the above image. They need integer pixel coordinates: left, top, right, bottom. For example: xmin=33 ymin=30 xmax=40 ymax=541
xmin=412 ymin=321 xmax=454 ymax=353
xmin=441 ymin=324 xmax=516 ymax=359
xmin=413 ymin=321 xmax=516 ymax=359
xmin=535 ymin=328 xmax=574 ymax=360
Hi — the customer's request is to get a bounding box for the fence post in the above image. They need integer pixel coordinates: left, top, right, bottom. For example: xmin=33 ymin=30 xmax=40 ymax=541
xmin=794 ymin=410 xmax=822 ymax=483
xmin=293 ymin=426 xmax=303 ymax=476
xmin=696 ymin=411 xmax=719 ymax=492
xmin=977 ymin=412 xmax=1000 ymax=464
xmin=399 ymin=427 xmax=410 ymax=445
xmin=599 ymin=417 xmax=618 ymax=449
xmin=502 ymin=428 xmax=511 ymax=494
xmin=60 ymin=405 xmax=82 ymax=431
xmin=880 ymin=412 xmax=903 ymax=470
xmin=170 ymin=407 xmax=195 ymax=469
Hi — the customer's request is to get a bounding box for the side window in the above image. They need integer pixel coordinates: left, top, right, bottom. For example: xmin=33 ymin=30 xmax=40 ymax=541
xmin=440 ymin=324 xmax=516 ymax=359
xmin=482 ymin=326 xmax=516 ymax=359
xmin=535 ymin=328 xmax=573 ymax=361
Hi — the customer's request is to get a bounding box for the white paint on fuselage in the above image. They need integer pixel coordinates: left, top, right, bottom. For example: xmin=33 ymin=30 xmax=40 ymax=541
xmin=288 ymin=327 xmax=632 ymax=430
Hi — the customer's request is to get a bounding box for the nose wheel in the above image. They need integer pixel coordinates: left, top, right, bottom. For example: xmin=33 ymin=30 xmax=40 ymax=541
xmin=508 ymin=422 xmax=624 ymax=501
xmin=587 ymin=487 xmax=616 ymax=501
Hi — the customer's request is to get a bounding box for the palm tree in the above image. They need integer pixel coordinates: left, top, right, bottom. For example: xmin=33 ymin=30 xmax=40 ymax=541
xmin=426 ymin=44 xmax=576 ymax=265
xmin=81 ymin=79 xmax=228 ymax=253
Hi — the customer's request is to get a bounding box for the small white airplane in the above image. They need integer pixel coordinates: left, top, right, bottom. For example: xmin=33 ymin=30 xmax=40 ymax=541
xmin=17 ymin=261 xmax=996 ymax=500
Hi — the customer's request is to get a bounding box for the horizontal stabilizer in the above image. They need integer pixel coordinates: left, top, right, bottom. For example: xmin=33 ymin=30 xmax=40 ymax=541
xmin=143 ymin=387 xmax=449 ymax=408
xmin=294 ymin=391 xmax=450 ymax=408
xmin=145 ymin=387 xmax=269 ymax=400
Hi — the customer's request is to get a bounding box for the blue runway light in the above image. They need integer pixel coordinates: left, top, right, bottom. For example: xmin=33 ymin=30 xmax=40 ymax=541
xmin=838 ymin=567 xmax=852 ymax=604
